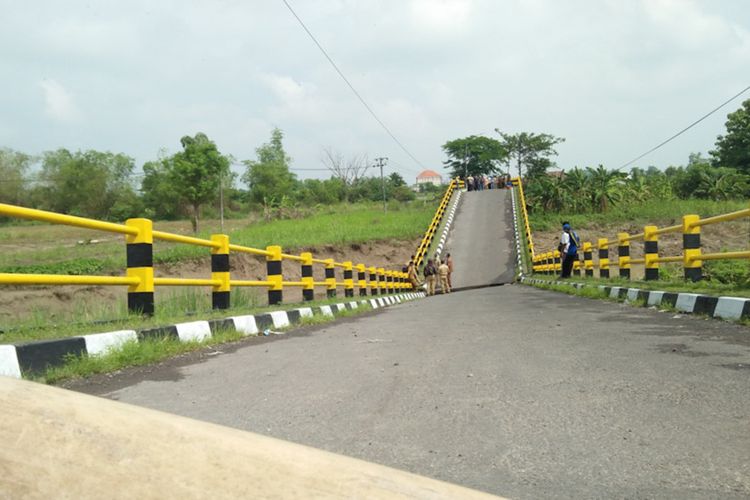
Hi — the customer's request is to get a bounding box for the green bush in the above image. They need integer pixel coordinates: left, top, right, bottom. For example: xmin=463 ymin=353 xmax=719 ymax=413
xmin=704 ymin=259 xmax=750 ymax=286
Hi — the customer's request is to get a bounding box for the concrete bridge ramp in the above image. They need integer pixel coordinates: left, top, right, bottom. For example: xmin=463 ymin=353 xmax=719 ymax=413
xmin=446 ymin=189 xmax=515 ymax=289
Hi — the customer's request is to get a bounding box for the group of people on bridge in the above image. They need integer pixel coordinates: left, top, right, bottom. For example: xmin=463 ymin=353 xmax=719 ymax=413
xmin=464 ymin=174 xmax=511 ymax=192
xmin=405 ymin=254 xmax=452 ymax=296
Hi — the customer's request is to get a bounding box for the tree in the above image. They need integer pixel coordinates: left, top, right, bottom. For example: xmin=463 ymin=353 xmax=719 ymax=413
xmin=36 ymin=149 xmax=138 ymax=220
xmin=320 ymin=148 xmax=369 ymax=203
xmin=242 ymin=128 xmax=297 ymax=207
xmin=442 ymin=135 xmax=506 ymax=178
xmin=711 ymin=98 xmax=750 ymax=173
xmin=170 ymin=133 xmax=230 ymax=233
xmin=0 ymin=148 xmax=32 ymax=206
xmin=388 ymin=172 xmax=406 ymax=187
xmin=141 ymin=158 xmax=184 ymax=220
xmin=494 ymin=131 xmax=565 ymax=178
xmin=586 ymin=165 xmax=626 ymax=212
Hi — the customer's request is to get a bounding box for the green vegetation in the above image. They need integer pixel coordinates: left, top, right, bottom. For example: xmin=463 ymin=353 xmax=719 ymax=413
xmin=0 ymin=202 xmax=435 ymax=274
xmin=35 ymin=302 xmax=372 ymax=384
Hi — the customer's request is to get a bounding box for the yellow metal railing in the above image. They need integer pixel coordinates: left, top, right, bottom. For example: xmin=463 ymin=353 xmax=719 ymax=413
xmin=0 ymin=202 xmax=419 ymax=315
xmin=413 ymin=179 xmax=462 ymax=269
xmin=524 ymin=194 xmax=750 ymax=282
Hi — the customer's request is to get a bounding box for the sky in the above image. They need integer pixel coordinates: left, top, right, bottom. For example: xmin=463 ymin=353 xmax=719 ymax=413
xmin=1 ymin=0 xmax=749 ymax=183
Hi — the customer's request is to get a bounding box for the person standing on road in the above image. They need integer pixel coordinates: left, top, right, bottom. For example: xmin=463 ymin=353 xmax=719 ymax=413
xmin=423 ymin=258 xmax=437 ymax=296
xmin=407 ymin=259 xmax=420 ymax=290
xmin=438 ymin=258 xmax=451 ymax=293
xmin=558 ymin=222 xmax=580 ymax=278
xmin=446 ymin=253 xmax=454 ymax=289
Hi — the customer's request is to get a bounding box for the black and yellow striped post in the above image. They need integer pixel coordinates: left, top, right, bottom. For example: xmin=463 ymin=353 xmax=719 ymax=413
xmin=356 ymin=264 xmax=367 ymax=296
xmin=598 ymin=238 xmax=609 ymax=278
xmin=266 ymin=245 xmax=283 ymax=305
xmin=683 ymin=214 xmax=702 ymax=282
xmin=211 ymin=234 xmax=230 ymax=310
xmin=369 ymin=266 xmax=378 ymax=295
xmin=126 ymin=218 xmax=154 ymax=316
xmin=301 ymin=252 xmax=314 ymax=302
xmin=618 ymin=232 xmax=630 ymax=279
xmin=573 ymin=257 xmax=581 ymax=277
xmin=344 ymin=261 xmax=354 ymax=298
xmin=553 ymin=250 xmax=560 ymax=276
xmin=378 ymin=268 xmax=387 ymax=295
xmin=399 ymin=271 xmax=407 ymax=290
xmin=325 ymin=259 xmax=336 ymax=298
xmin=385 ymin=271 xmax=392 ymax=294
xmin=583 ymin=242 xmax=593 ymax=277
xmin=644 ymin=225 xmax=659 ymax=281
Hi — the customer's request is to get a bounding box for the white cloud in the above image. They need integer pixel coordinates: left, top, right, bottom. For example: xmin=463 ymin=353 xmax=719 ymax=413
xmin=409 ymin=0 xmax=473 ymax=32
xmin=38 ymin=79 xmax=81 ymax=122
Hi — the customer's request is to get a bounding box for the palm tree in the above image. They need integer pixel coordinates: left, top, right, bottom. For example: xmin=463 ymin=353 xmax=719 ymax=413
xmin=562 ymin=167 xmax=590 ymax=212
xmin=587 ymin=165 xmax=625 ymax=212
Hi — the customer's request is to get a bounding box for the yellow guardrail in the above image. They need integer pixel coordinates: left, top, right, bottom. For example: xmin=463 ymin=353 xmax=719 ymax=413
xmin=0 ymin=202 xmax=419 ymax=316
xmin=413 ymin=178 xmax=462 ymax=269
xmin=524 ymin=195 xmax=750 ymax=282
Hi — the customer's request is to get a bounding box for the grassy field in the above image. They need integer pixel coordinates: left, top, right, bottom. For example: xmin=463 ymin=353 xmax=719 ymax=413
xmin=529 ymin=198 xmax=748 ymax=232
xmin=0 ymin=201 xmax=436 ymax=274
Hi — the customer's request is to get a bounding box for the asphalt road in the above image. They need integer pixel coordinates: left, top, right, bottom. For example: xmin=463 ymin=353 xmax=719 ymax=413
xmin=73 ymin=285 xmax=750 ymax=499
xmin=449 ymin=189 xmax=515 ymax=289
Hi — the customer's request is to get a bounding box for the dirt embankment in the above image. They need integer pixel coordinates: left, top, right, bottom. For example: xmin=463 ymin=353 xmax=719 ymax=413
xmin=0 ymin=239 xmax=421 ymax=323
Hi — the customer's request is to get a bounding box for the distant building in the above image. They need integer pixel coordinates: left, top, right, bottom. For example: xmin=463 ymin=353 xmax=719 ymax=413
xmin=416 ymin=169 xmax=443 ymax=187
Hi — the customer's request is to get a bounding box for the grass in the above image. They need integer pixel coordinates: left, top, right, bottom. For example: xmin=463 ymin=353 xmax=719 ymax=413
xmin=529 ymin=198 xmax=747 ymax=232
xmin=0 ymin=201 xmax=436 ymax=274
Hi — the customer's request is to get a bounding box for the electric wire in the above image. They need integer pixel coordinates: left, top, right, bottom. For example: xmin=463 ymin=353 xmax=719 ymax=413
xmin=280 ymin=0 xmax=427 ymax=175
xmin=617 ymin=84 xmax=750 ymax=170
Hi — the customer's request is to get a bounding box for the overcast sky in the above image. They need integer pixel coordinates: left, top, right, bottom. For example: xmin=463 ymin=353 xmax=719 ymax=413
xmin=1 ymin=0 xmax=749 ymax=182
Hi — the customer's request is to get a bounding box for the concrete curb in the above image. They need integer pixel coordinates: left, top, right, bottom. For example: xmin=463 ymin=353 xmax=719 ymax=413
xmin=0 ymin=292 xmax=426 ymax=379
xmin=435 ymin=190 xmax=462 ymax=260
xmin=520 ymin=276 xmax=750 ymax=322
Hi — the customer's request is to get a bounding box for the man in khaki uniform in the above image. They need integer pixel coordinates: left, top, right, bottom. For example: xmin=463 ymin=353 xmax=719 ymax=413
xmin=438 ymin=258 xmax=450 ymax=294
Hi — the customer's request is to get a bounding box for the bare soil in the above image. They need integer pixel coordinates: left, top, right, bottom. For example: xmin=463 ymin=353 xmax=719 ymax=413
xmin=0 ymin=239 xmax=420 ymax=324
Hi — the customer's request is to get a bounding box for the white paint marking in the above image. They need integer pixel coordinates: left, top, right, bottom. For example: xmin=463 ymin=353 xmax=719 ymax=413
xmin=270 ymin=311 xmax=290 ymax=328
xmin=714 ymin=297 xmax=748 ymax=320
xmin=647 ymin=291 xmax=665 ymax=306
xmin=175 ymin=321 xmax=212 ymax=342
xmin=675 ymin=293 xmax=700 ymax=313
xmin=0 ymin=345 xmax=21 ymax=379
xmin=83 ymin=330 xmax=138 ymax=357
xmin=231 ymin=315 xmax=258 ymax=335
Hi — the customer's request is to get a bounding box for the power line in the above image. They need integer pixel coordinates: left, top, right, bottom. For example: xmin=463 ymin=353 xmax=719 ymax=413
xmin=280 ymin=0 xmax=428 ymax=174
xmin=618 ymin=84 xmax=750 ymax=170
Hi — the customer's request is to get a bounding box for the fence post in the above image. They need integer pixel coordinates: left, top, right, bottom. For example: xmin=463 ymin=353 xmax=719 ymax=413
xmin=301 ymin=252 xmax=314 ymax=302
xmin=598 ymin=238 xmax=609 ymax=278
xmin=573 ymin=258 xmax=581 ymax=277
xmin=644 ymin=225 xmax=659 ymax=281
xmin=378 ymin=268 xmax=387 ymax=294
xmin=344 ymin=261 xmax=354 ymax=297
xmin=553 ymin=250 xmax=560 ymax=276
xmin=618 ymin=232 xmax=630 ymax=279
xmin=369 ymin=266 xmax=378 ymax=295
xmin=266 ymin=245 xmax=283 ymax=305
xmin=356 ymin=264 xmax=367 ymax=296
xmin=125 ymin=218 xmax=154 ymax=316
xmin=583 ymin=242 xmax=593 ymax=277
xmin=210 ymin=234 xmax=230 ymax=310
xmin=683 ymin=214 xmax=702 ymax=282
xmin=325 ymin=259 xmax=336 ymax=298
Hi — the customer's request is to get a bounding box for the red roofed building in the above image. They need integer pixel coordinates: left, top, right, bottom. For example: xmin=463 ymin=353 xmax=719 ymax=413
xmin=416 ymin=169 xmax=443 ymax=187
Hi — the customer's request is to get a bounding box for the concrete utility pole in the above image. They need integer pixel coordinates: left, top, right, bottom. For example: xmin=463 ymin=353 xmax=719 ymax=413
xmin=375 ymin=157 xmax=388 ymax=213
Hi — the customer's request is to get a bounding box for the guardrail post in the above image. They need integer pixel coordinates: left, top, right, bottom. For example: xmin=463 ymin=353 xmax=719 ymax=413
xmin=683 ymin=214 xmax=702 ymax=282
xmin=583 ymin=242 xmax=593 ymax=277
xmin=618 ymin=232 xmax=630 ymax=279
xmin=369 ymin=266 xmax=378 ymax=295
xmin=553 ymin=250 xmax=560 ymax=276
xmin=325 ymin=259 xmax=336 ymax=298
xmin=266 ymin=245 xmax=283 ymax=305
xmin=301 ymin=252 xmax=314 ymax=302
xmin=644 ymin=225 xmax=659 ymax=281
xmin=378 ymin=268 xmax=387 ymax=294
xmin=598 ymin=238 xmax=609 ymax=278
xmin=385 ymin=271 xmax=392 ymax=294
xmin=573 ymin=258 xmax=581 ymax=277
xmin=344 ymin=261 xmax=354 ymax=297
xmin=210 ymin=234 xmax=230 ymax=310
xmin=126 ymin=218 xmax=154 ymax=316
xmin=356 ymin=264 xmax=367 ymax=296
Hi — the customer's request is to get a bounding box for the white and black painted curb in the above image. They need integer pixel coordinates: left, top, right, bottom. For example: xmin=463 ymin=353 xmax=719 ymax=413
xmin=434 ymin=190 xmax=462 ymax=260
xmin=520 ymin=276 xmax=750 ymax=322
xmin=510 ymin=188 xmax=525 ymax=277
xmin=0 ymin=292 xmax=426 ymax=379
xmin=509 ymin=188 xmax=750 ymax=324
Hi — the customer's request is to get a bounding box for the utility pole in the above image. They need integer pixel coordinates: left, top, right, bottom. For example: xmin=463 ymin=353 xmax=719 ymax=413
xmin=375 ymin=157 xmax=388 ymax=213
